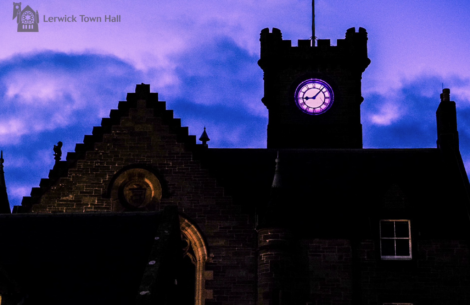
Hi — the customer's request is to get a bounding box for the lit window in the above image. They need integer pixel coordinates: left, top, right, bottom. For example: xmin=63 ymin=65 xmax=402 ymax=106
xmin=380 ymin=220 xmax=412 ymax=260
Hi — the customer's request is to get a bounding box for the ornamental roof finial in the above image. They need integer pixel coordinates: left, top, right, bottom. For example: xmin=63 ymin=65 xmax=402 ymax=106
xmin=199 ymin=127 xmax=210 ymax=147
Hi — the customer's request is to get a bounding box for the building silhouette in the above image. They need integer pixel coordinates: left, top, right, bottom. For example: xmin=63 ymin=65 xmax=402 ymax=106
xmin=0 ymin=18 xmax=469 ymax=305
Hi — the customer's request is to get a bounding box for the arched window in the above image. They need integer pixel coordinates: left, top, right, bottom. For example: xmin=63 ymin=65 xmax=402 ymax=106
xmin=179 ymin=216 xmax=209 ymax=305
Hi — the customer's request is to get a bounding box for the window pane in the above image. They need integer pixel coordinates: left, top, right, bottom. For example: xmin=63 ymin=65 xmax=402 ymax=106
xmin=395 ymin=221 xmax=409 ymax=238
xmin=381 ymin=239 xmax=395 ymax=256
xmin=396 ymin=239 xmax=410 ymax=256
xmin=381 ymin=221 xmax=394 ymax=237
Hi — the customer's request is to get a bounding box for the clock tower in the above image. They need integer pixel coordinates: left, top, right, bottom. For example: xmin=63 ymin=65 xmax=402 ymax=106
xmin=259 ymin=27 xmax=371 ymax=149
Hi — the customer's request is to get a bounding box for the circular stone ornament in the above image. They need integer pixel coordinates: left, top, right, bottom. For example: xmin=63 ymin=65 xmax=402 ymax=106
xmin=111 ymin=168 xmax=163 ymax=211
xmin=122 ymin=179 xmax=154 ymax=208
xmin=294 ymin=78 xmax=334 ymax=115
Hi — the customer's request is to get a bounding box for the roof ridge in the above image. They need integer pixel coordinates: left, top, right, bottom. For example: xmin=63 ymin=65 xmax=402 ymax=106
xmin=16 ymin=83 xmax=205 ymax=213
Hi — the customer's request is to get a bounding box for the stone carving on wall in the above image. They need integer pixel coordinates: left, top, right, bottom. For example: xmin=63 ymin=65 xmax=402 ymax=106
xmin=110 ymin=168 xmax=162 ymax=211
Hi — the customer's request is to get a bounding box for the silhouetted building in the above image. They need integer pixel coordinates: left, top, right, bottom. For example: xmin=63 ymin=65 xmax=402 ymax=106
xmin=2 ymin=23 xmax=470 ymax=305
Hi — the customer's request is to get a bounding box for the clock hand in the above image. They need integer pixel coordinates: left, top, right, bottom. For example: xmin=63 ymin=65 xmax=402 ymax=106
xmin=313 ymin=87 xmax=324 ymax=99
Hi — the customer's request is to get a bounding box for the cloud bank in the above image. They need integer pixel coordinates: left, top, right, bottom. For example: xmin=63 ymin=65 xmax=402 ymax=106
xmin=1 ymin=46 xmax=470 ymax=209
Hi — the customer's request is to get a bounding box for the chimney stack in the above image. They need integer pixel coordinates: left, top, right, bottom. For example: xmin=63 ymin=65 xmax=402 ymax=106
xmin=436 ymin=88 xmax=459 ymax=151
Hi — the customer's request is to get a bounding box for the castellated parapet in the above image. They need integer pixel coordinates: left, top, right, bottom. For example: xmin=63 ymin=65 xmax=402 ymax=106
xmin=259 ymin=27 xmax=370 ymax=73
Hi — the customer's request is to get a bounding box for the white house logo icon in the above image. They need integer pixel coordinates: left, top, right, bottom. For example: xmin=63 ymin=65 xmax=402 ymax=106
xmin=13 ymin=2 xmax=39 ymax=32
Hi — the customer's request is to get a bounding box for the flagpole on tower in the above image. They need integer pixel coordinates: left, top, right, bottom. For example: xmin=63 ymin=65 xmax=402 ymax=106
xmin=312 ymin=0 xmax=316 ymax=46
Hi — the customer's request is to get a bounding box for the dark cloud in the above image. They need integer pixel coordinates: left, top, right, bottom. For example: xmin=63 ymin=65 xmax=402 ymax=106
xmin=363 ymin=74 xmax=470 ymax=149
xmin=164 ymin=36 xmax=264 ymax=110
xmin=3 ymin=49 xmax=470 ymax=209
xmin=0 ymin=51 xmax=148 ymax=207
xmin=0 ymin=40 xmax=267 ymax=207
xmin=0 ymin=51 xmax=148 ymax=143
xmin=159 ymin=36 xmax=267 ymax=147
xmin=363 ymin=74 xmax=470 ymax=179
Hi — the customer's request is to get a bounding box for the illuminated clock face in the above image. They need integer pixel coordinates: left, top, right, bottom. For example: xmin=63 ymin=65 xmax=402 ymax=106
xmin=295 ymin=78 xmax=334 ymax=115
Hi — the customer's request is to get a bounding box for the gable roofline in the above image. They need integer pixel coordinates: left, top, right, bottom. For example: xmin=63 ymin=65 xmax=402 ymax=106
xmin=15 ymin=84 xmax=207 ymax=213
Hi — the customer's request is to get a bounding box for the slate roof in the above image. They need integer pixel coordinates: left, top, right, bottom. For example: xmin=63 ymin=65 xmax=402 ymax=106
xmin=199 ymin=148 xmax=470 ymax=238
xmin=0 ymin=207 xmax=180 ymax=305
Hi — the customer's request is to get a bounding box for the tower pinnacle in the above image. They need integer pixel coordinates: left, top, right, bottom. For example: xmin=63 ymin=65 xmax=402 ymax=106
xmin=0 ymin=151 xmax=11 ymax=214
xmin=199 ymin=127 xmax=210 ymax=148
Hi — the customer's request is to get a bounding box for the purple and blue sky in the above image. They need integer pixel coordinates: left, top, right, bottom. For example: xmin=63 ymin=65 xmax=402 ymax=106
xmin=1 ymin=0 xmax=470 ymax=209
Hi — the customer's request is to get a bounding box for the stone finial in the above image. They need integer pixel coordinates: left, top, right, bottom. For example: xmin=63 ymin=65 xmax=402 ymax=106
xmin=135 ymin=83 xmax=150 ymax=98
xmin=199 ymin=127 xmax=210 ymax=147
xmin=53 ymin=141 xmax=63 ymax=162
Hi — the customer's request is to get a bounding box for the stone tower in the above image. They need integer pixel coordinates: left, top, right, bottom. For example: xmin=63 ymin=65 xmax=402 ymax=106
xmin=259 ymin=27 xmax=371 ymax=149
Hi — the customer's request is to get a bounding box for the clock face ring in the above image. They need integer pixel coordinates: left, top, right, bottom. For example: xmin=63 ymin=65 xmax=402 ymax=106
xmin=294 ymin=78 xmax=334 ymax=115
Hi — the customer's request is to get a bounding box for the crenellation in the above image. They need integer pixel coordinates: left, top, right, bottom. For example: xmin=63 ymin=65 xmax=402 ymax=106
xmin=298 ymin=39 xmax=311 ymax=48
xmin=281 ymin=39 xmax=291 ymax=48
xmin=317 ymin=39 xmax=330 ymax=47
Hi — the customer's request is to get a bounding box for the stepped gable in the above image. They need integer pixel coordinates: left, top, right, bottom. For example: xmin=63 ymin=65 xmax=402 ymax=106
xmin=15 ymin=84 xmax=206 ymax=213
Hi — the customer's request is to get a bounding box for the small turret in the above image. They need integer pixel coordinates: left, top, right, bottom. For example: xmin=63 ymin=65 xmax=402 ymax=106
xmin=271 ymin=151 xmax=282 ymax=189
xmin=258 ymin=151 xmax=285 ymax=228
xmin=436 ymin=88 xmax=459 ymax=151
xmin=199 ymin=127 xmax=210 ymax=148
xmin=257 ymin=151 xmax=296 ymax=305
xmin=0 ymin=151 xmax=11 ymax=214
